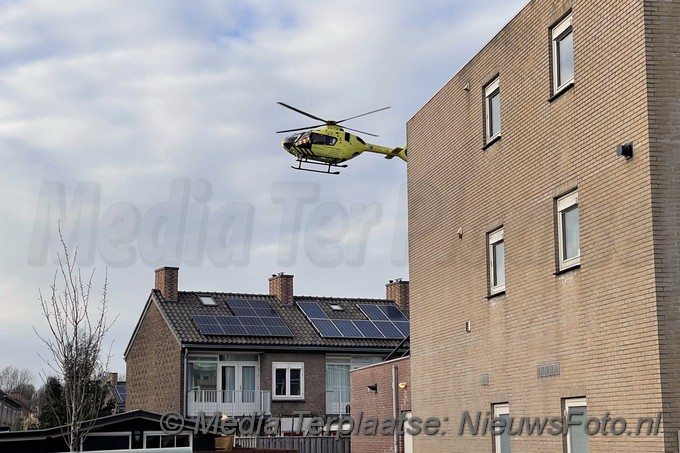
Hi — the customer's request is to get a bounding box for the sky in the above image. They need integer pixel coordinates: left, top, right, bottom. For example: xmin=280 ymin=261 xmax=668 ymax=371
xmin=0 ymin=0 xmax=527 ymax=386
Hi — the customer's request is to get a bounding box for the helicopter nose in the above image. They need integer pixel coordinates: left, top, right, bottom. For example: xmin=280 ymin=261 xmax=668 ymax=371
xmin=282 ymin=141 xmax=292 ymax=150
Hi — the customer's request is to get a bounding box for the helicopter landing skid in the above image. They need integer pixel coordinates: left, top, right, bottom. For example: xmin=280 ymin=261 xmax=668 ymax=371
xmin=291 ymin=158 xmax=347 ymax=175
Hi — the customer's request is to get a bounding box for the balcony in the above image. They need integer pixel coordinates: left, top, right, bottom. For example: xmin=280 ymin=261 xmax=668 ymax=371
xmin=187 ymin=390 xmax=271 ymax=417
xmin=326 ymin=390 xmax=350 ymax=415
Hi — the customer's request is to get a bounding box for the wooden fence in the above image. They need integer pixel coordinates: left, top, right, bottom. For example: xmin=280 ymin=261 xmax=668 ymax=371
xmin=235 ymin=436 xmax=350 ymax=453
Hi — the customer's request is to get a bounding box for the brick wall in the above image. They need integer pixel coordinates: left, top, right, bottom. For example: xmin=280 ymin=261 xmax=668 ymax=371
xmin=645 ymin=1 xmax=680 ymax=451
xmin=126 ymin=300 xmax=183 ymax=413
xmin=260 ymin=352 xmax=326 ymax=417
xmin=350 ymin=357 xmax=411 ymax=453
xmin=407 ymin=0 xmax=666 ymax=451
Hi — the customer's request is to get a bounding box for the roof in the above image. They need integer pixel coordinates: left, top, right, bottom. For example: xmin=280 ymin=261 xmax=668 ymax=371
xmin=0 ymin=410 xmax=194 ymax=442
xmin=151 ymin=289 xmax=409 ymax=352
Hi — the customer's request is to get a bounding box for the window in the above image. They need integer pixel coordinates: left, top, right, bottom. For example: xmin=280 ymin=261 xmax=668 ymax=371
xmin=273 ymin=362 xmax=304 ymax=400
xmin=199 ymin=295 xmax=216 ymax=306
xmin=488 ymin=228 xmax=505 ymax=295
xmin=144 ymin=432 xmax=191 ymax=449
xmin=557 ymin=191 xmax=580 ymax=270
xmin=552 ymin=14 xmax=574 ymax=93
xmin=493 ymin=403 xmax=511 ymax=453
xmin=564 ymin=398 xmax=588 ymax=453
xmin=485 ymin=77 xmax=501 ymax=142
xmin=328 ymin=303 xmax=344 ymax=311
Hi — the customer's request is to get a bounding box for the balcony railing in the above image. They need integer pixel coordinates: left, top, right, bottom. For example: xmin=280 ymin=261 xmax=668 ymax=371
xmin=326 ymin=390 xmax=350 ymax=415
xmin=187 ymin=390 xmax=271 ymax=417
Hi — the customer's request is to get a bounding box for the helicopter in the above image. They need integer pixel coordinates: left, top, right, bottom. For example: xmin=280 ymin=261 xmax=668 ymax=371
xmin=277 ymin=102 xmax=407 ymax=175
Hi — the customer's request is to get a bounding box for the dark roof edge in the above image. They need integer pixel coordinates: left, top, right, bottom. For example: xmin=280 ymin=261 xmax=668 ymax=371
xmin=180 ymin=343 xmax=409 ymax=354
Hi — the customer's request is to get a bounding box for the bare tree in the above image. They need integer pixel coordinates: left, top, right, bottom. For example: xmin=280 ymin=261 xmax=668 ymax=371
xmin=0 ymin=366 xmax=35 ymax=401
xmin=34 ymin=231 xmax=116 ymax=451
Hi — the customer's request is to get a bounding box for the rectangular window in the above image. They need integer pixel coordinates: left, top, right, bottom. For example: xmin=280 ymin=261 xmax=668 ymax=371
xmin=552 ymin=14 xmax=574 ymax=93
xmin=488 ymin=228 xmax=505 ymax=295
xmin=493 ymin=403 xmax=511 ymax=453
xmin=484 ymin=77 xmax=501 ymax=142
xmin=272 ymin=362 xmax=304 ymax=400
xmin=557 ymin=191 xmax=580 ymax=270
xmin=564 ymin=398 xmax=588 ymax=453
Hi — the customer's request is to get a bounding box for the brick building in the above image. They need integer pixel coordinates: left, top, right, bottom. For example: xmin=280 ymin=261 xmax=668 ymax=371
xmin=407 ymin=0 xmax=680 ymax=452
xmin=350 ymin=356 xmax=411 ymax=453
xmin=125 ymin=267 xmax=409 ymax=433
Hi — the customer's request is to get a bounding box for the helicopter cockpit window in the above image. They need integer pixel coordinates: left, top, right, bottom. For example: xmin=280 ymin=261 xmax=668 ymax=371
xmin=311 ymin=133 xmax=337 ymax=146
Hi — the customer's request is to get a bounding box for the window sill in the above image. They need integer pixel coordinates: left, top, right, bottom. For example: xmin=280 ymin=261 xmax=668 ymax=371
xmin=272 ymin=397 xmax=305 ymax=402
xmin=486 ymin=290 xmax=506 ymax=300
xmin=554 ymin=263 xmax=580 ymax=275
xmin=482 ymin=134 xmax=502 ymax=150
xmin=548 ymin=81 xmax=574 ymax=102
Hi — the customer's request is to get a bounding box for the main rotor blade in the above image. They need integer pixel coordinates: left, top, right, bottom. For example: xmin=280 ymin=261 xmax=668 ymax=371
xmin=336 ymin=106 xmax=391 ymax=124
xmin=277 ymin=102 xmax=327 ymax=123
xmin=276 ymin=124 xmax=326 ymax=134
xmin=342 ymin=126 xmax=379 ymax=137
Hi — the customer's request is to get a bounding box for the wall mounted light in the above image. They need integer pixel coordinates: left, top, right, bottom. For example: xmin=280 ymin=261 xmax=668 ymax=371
xmin=465 ymin=321 xmax=471 ymax=333
xmin=367 ymin=383 xmax=378 ymax=393
xmin=616 ymin=143 xmax=633 ymax=159
xmin=398 ymin=382 xmax=408 ymax=389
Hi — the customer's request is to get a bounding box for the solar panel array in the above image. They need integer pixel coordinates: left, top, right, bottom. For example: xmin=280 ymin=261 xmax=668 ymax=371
xmin=115 ymin=384 xmax=126 ymax=403
xmin=192 ymin=299 xmax=293 ymax=337
xmin=297 ymin=301 xmax=409 ymax=339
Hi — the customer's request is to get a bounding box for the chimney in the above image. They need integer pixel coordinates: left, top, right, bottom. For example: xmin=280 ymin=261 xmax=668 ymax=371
xmin=269 ymin=273 xmax=294 ymax=304
xmin=386 ymin=279 xmax=409 ymax=312
xmin=108 ymin=372 xmax=118 ymax=387
xmin=155 ymin=267 xmax=179 ymax=301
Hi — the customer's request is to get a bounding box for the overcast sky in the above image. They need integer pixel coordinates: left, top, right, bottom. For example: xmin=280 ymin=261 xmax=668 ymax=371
xmin=0 ymin=0 xmax=527 ymax=386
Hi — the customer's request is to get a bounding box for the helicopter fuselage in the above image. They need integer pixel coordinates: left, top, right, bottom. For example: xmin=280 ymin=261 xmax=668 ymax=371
xmin=282 ymin=125 xmax=406 ymax=165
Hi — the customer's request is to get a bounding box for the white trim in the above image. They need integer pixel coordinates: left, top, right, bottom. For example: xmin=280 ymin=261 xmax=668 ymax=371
xmin=493 ymin=403 xmax=510 ymax=453
xmin=552 ymin=14 xmax=574 ymax=92
xmin=488 ymin=228 xmax=505 ymax=294
xmin=143 ymin=431 xmax=193 ymax=449
xmin=272 ymin=362 xmax=304 ymax=400
xmin=484 ymin=77 xmax=501 ymax=141
xmin=564 ymin=397 xmax=587 ymax=453
xmin=84 ymin=432 xmax=132 ymax=450
xmin=557 ymin=190 xmax=580 ymax=270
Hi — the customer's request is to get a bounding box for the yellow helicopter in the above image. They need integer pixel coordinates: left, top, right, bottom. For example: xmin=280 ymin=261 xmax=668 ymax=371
xmin=277 ymin=102 xmax=407 ymax=175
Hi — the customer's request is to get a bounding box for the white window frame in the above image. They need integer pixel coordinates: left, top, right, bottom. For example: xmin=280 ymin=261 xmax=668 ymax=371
xmin=198 ymin=295 xmax=216 ymax=306
xmin=552 ymin=14 xmax=574 ymax=93
xmin=488 ymin=228 xmax=505 ymax=295
xmin=557 ymin=190 xmax=580 ymax=270
xmin=485 ymin=77 xmax=501 ymax=142
xmin=564 ymin=397 xmax=588 ymax=453
xmin=493 ymin=403 xmax=510 ymax=453
xmin=84 ymin=432 xmax=132 ymax=450
xmin=272 ymin=362 xmax=304 ymax=400
xmin=143 ymin=431 xmax=193 ymax=449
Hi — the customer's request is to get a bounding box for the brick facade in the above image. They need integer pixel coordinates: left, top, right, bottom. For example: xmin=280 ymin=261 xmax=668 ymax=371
xmin=351 ymin=357 xmax=411 ymax=453
xmin=126 ymin=300 xmax=183 ymax=413
xmin=260 ymin=353 xmax=327 ymax=418
xmin=407 ymin=0 xmax=676 ymax=451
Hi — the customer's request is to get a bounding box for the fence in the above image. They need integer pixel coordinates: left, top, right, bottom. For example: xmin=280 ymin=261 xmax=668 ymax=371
xmin=236 ymin=436 xmax=351 ymax=453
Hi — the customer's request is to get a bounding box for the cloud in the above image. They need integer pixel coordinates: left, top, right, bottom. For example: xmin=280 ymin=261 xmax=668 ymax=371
xmin=0 ymin=0 xmax=527 ymax=381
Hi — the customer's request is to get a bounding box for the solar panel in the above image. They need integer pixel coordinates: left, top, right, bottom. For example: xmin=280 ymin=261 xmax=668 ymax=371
xmin=380 ymin=305 xmax=408 ymax=321
xmin=373 ymin=321 xmax=403 ymax=339
xmin=394 ymin=321 xmax=410 ymax=336
xmin=296 ymin=301 xmax=409 ymax=340
xmin=191 ymin=298 xmax=294 ymax=338
xmin=353 ymin=320 xmax=384 ymax=338
xmin=334 ymin=320 xmax=363 ymax=338
xmin=358 ymin=304 xmax=388 ymax=321
xmin=298 ymin=302 xmax=328 ymax=319
xmin=312 ymin=319 xmax=342 ymax=337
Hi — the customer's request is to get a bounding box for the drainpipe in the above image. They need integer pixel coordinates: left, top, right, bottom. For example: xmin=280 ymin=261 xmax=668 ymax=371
xmin=392 ymin=365 xmax=398 ymax=453
xmin=182 ymin=347 xmax=188 ymax=416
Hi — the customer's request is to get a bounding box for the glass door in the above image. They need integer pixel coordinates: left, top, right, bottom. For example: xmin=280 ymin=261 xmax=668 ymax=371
xmin=219 ymin=361 xmax=259 ymax=416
